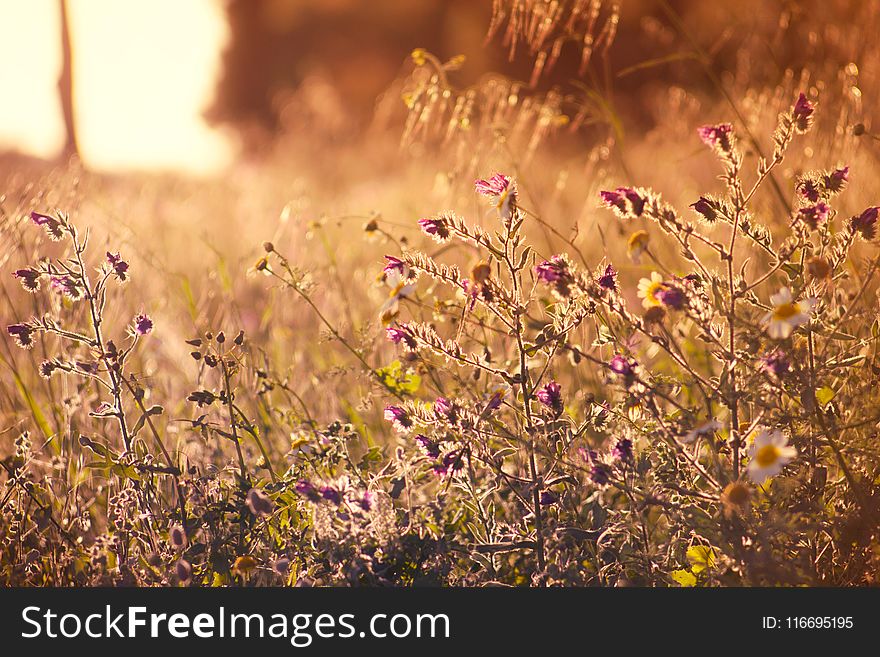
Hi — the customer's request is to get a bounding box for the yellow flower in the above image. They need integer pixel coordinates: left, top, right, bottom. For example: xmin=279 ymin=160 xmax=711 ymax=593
xmin=747 ymin=429 xmax=797 ymax=483
xmin=763 ymin=287 xmax=814 ymax=339
xmin=232 ymin=555 xmax=257 ymax=577
xmin=637 ymin=271 xmax=665 ymax=308
xmin=411 ymin=48 xmax=427 ymax=66
xmin=627 ymin=230 xmax=650 ymax=263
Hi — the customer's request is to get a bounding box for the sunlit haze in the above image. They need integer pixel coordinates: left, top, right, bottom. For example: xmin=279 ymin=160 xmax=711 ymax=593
xmin=0 ymin=0 xmax=233 ymax=174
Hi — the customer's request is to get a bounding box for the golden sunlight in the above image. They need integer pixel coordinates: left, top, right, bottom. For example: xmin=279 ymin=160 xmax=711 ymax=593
xmin=0 ymin=0 xmax=233 ymax=174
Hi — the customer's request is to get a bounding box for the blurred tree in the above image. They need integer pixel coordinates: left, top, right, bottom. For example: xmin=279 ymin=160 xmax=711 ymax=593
xmin=58 ymin=0 xmax=78 ymax=159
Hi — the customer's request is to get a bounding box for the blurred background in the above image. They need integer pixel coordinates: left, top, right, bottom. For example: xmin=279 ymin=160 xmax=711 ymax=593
xmin=2 ymin=0 xmax=876 ymax=175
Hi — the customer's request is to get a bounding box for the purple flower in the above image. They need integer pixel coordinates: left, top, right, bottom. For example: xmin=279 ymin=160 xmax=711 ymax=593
xmin=793 ymin=93 xmax=814 ymax=133
xmin=418 ymin=216 xmax=451 ymax=242
xmin=851 ymin=206 xmax=879 ymax=240
xmin=589 ymin=461 xmax=612 ymax=487
xmin=609 ymin=354 xmax=636 ymax=379
xmin=29 ymin=211 xmax=64 ymax=240
xmin=690 ymin=196 xmax=717 ymax=222
xmin=612 ymin=438 xmax=633 ymax=463
xmin=415 ymin=434 xmax=441 ymax=459
xmin=133 ymin=313 xmax=153 ymax=336
xmin=383 ymin=255 xmax=407 ymax=276
xmin=106 ymin=251 xmax=129 ymax=281
xmin=432 ymin=451 xmax=464 ymax=478
xmin=246 ymin=487 xmax=274 ymax=517
xmin=597 ymin=264 xmax=617 ymax=291
xmin=386 ymin=326 xmax=416 ymax=349
xmin=761 ymin=350 xmax=790 ymax=378
xmin=657 ymin=285 xmax=686 ymax=310
xmin=825 ymin=166 xmax=849 ymax=193
xmin=295 ymin=480 xmax=322 ymax=502
xmin=536 ymin=381 xmax=563 ymax=416
xmin=797 ymin=202 xmax=831 ymax=230
xmin=320 ymin=486 xmax=342 ymax=505
xmin=384 ymin=405 xmax=413 ymax=431
xmin=49 ymin=275 xmax=83 ymax=300
xmin=7 ymin=323 xmax=34 ymax=349
xmin=535 ymin=256 xmax=568 ymax=283
xmin=39 ymin=360 xmax=57 ymax=378
xmin=539 ymin=490 xmax=559 ymax=505
xmin=697 ymin=123 xmax=734 ymax=153
xmin=482 ymin=389 xmax=505 ymax=416
xmin=433 ymin=397 xmax=458 ymax=423
xmin=797 ymin=179 xmax=820 ymax=203
xmin=357 ymin=491 xmax=374 ymax=512
xmin=600 ymin=187 xmax=646 ymax=217
xmin=12 ymin=268 xmax=41 ymax=293
xmin=474 ymin=173 xmax=516 ymax=201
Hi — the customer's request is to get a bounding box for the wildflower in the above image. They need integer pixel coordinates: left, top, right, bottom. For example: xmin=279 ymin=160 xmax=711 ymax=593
xmin=657 ymin=284 xmax=686 ymax=310
xmin=386 ymin=326 xmax=416 ymax=349
xmin=806 ymin=256 xmax=831 ymax=280
xmin=320 ymin=486 xmax=342 ymax=505
xmin=792 ymin=93 xmax=814 ymax=133
xmin=433 ymin=397 xmax=459 ymax=423
xmin=474 ymin=173 xmax=517 ymax=218
xmin=536 ymin=381 xmax=563 ymax=416
xmin=589 ymin=461 xmax=612 ymax=487
xmin=480 ymin=388 xmax=505 ymax=419
xmin=850 ymin=206 xmax=879 ymax=240
xmin=690 ymin=196 xmax=718 ymax=222
xmin=384 ymin=405 xmax=413 ymax=431
xmin=415 ymin=434 xmax=441 ymax=459
xmin=175 ymin=558 xmax=192 ymax=584
xmin=295 ymin=479 xmax=322 ymax=502
xmin=627 ymin=230 xmax=650 ymax=263
xmin=106 ymin=251 xmax=129 ymax=281
xmin=232 ymin=555 xmax=258 ymax=577
xmin=383 ymin=255 xmax=408 ymax=277
xmin=763 ymin=287 xmax=814 ymax=339
xmin=797 ymin=178 xmax=820 ymax=203
xmin=7 ymin=323 xmax=34 ymax=349
xmin=539 ymin=490 xmax=559 ymax=505
xmin=418 ymin=216 xmax=451 ymax=242
xmin=612 ymin=437 xmax=633 ymax=463
xmin=246 ymin=487 xmax=274 ymax=517
xmin=796 ymin=202 xmax=830 ymax=231
xmin=682 ymin=420 xmax=722 ymax=444
xmin=637 ymin=272 xmax=666 ymax=308
xmin=29 ymin=211 xmax=64 ymax=240
xmin=133 ymin=313 xmax=153 ymax=336
xmin=169 ymin=524 xmax=187 ymax=550
xmin=39 ymin=360 xmax=57 ymax=378
xmin=432 ymin=451 xmax=464 ymax=478
xmin=609 ymin=354 xmax=636 ymax=380
xmin=760 ymin=350 xmax=790 ymax=378
xmin=380 ymin=261 xmax=416 ymax=323
xmin=824 ymin=166 xmax=849 ymax=194
xmin=12 ymin=268 xmax=41 ymax=293
xmin=600 ymin=187 xmax=646 ymax=218
xmin=697 ymin=123 xmax=734 ymax=154
xmin=721 ymin=481 xmax=752 ymax=518
xmin=535 ymin=255 xmax=573 ymax=298
xmin=596 ymin=264 xmax=617 ymax=291
xmin=357 ymin=491 xmax=374 ymax=512
xmin=50 ymin=275 xmax=83 ymax=300
xmin=747 ymin=429 xmax=797 ymax=483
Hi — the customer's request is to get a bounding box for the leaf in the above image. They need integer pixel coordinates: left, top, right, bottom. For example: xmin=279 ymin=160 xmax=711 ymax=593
xmin=671 ymin=569 xmax=697 ymax=587
xmin=815 ymin=386 xmax=835 ymax=407
xmin=376 ymin=360 xmax=421 ymax=395
xmin=686 ymin=545 xmax=716 ymax=573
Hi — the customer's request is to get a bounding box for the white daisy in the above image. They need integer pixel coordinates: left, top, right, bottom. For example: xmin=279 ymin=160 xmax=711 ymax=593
xmin=637 ymin=271 xmax=666 ymax=308
xmin=763 ymin=287 xmax=814 ymax=339
xmin=747 ymin=429 xmax=797 ymax=483
xmin=379 ymin=269 xmax=415 ymax=324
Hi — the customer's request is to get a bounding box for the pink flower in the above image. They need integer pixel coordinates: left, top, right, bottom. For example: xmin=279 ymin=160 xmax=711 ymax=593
xmin=133 ymin=313 xmax=153 ymax=336
xmin=474 ymin=173 xmax=517 ymax=218
xmin=106 ymin=252 xmax=130 ymax=281
xmin=697 ymin=123 xmax=734 ymax=153
xmin=12 ymin=268 xmax=41 ymax=293
xmin=418 ymin=216 xmax=451 ymax=242
xmin=797 ymin=202 xmax=831 ymax=231
xmin=793 ymin=93 xmax=814 ymax=133
xmin=29 ymin=211 xmax=64 ymax=240
xmin=7 ymin=323 xmax=34 ymax=349
xmin=536 ymin=381 xmax=563 ymax=416
xmin=599 ymin=187 xmax=646 ymax=217
xmin=851 ymin=206 xmax=879 ymax=240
